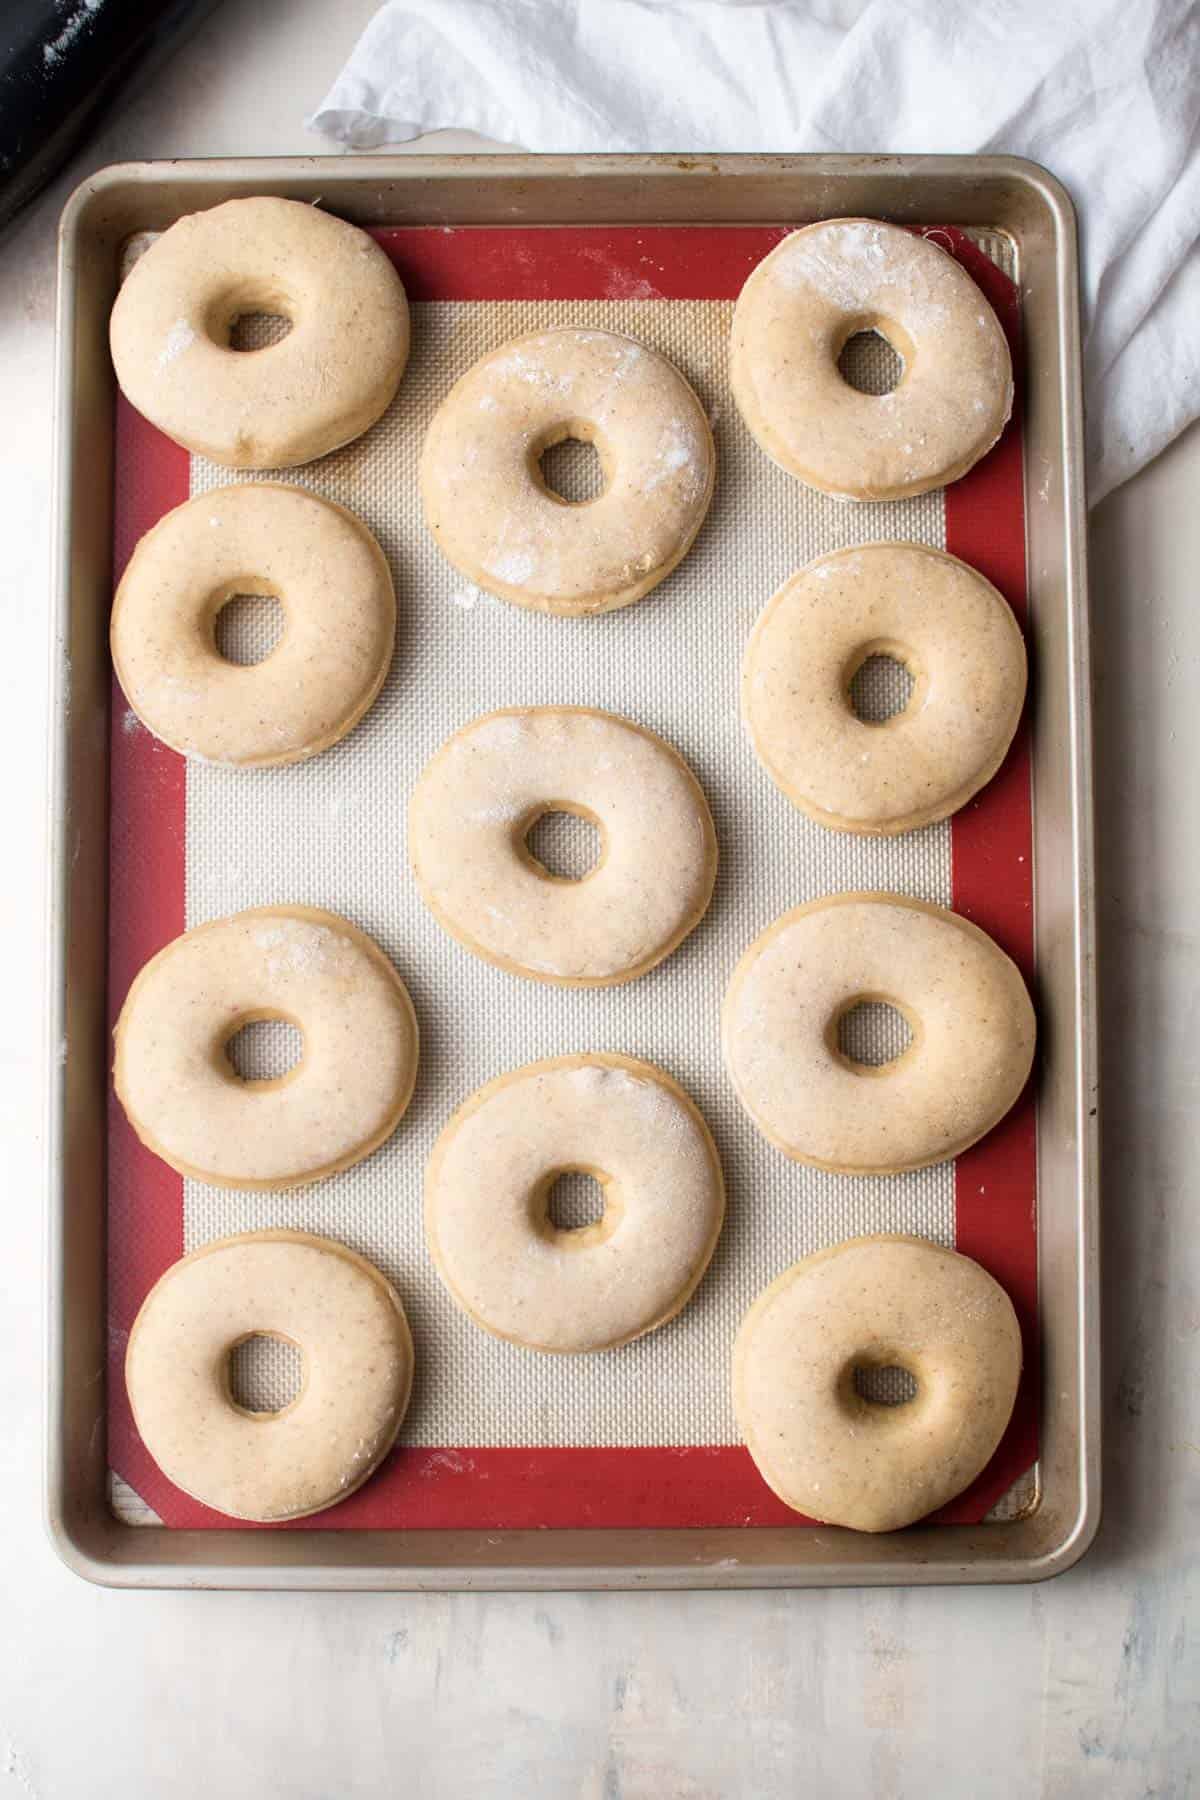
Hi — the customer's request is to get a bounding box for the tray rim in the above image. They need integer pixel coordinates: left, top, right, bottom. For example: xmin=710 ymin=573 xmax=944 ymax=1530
xmin=46 ymin=150 xmax=1099 ymax=1590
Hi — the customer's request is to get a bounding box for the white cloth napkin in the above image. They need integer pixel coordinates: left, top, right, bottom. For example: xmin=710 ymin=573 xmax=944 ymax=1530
xmin=311 ymin=0 xmax=1200 ymax=503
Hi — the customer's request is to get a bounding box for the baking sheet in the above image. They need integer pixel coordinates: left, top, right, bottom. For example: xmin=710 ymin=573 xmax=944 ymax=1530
xmin=105 ymin=222 xmax=1038 ymax=1533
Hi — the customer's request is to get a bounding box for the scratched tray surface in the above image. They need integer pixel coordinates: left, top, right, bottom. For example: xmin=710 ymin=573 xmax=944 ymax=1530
xmin=106 ymin=223 xmax=1038 ymax=1532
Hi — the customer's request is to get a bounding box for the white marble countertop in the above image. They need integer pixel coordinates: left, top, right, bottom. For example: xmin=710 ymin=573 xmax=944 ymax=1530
xmin=2 ymin=2 xmax=1196 ymax=1793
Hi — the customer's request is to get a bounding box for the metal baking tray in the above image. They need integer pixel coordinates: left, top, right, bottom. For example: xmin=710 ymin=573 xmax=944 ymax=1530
xmin=48 ymin=153 xmax=1098 ymax=1588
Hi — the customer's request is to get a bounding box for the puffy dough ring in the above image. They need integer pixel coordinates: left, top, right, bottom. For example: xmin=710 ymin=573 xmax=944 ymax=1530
xmin=733 ymin=1235 xmax=1022 ymax=1531
xmin=126 ymin=1230 xmax=414 ymax=1521
xmin=425 ymin=1055 xmax=725 ymax=1352
xmin=111 ymin=483 xmax=396 ymax=766
xmin=110 ymin=196 xmax=410 ymax=468
xmin=114 ymin=906 xmax=419 ymax=1190
xmin=730 ymin=218 xmax=1013 ymax=500
xmin=723 ymin=893 xmax=1035 ymax=1174
xmin=409 ymin=706 xmax=718 ymax=986
xmin=420 ymin=327 xmax=715 ymax=614
xmin=742 ymin=542 xmax=1027 ymax=834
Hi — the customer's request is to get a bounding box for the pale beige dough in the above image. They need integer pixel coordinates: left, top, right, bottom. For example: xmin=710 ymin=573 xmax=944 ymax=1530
xmin=109 ymin=196 xmax=410 ymax=468
xmin=409 ymin=706 xmax=717 ymax=986
xmin=425 ymin=1055 xmax=725 ymax=1353
xmin=723 ymin=893 xmax=1035 ymax=1174
xmin=126 ymin=1230 xmax=414 ymax=1522
xmin=742 ymin=542 xmax=1027 ymax=834
xmin=111 ymin=483 xmax=396 ymax=766
xmin=419 ymin=327 xmax=715 ymax=614
xmin=730 ymin=218 xmax=1013 ymax=501
xmin=114 ymin=906 xmax=419 ymax=1190
xmin=733 ymin=1234 xmax=1022 ymax=1531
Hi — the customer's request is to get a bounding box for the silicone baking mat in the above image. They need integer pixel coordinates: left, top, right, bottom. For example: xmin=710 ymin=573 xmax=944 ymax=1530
xmin=106 ymin=224 xmax=1037 ymax=1531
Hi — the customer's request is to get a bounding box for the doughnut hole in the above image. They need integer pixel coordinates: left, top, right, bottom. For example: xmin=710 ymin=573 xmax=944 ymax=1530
xmin=214 ymin=590 xmax=286 ymax=665
xmin=520 ymin=804 xmax=605 ymax=883
xmin=534 ymin=422 xmax=609 ymax=505
xmin=850 ymin=1360 xmax=920 ymax=1409
xmin=836 ymin=322 xmax=907 ymax=395
xmin=547 ymin=1171 xmax=605 ymax=1231
xmin=205 ymin=285 xmax=295 ymax=352
xmin=843 ymin=638 xmax=924 ymax=725
xmin=227 ymin=1332 xmax=306 ymax=1417
xmin=228 ymin=313 xmax=293 ymax=351
xmin=829 ymin=995 xmax=917 ymax=1074
xmin=536 ymin=1166 xmax=623 ymax=1250
xmin=224 ymin=1013 xmax=305 ymax=1086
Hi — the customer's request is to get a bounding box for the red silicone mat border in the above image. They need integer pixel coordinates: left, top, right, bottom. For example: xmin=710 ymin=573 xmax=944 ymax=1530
xmin=107 ymin=224 xmax=1037 ymax=1532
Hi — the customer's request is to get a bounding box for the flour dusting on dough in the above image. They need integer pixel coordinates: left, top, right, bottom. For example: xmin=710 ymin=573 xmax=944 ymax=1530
xmin=486 ymin=549 xmax=537 ymax=586
xmin=643 ymin=422 xmax=697 ymax=493
xmin=768 ymin=220 xmax=954 ymax=335
xmin=254 ymin=921 xmax=334 ymax=978
xmin=158 ymin=318 xmax=195 ymax=367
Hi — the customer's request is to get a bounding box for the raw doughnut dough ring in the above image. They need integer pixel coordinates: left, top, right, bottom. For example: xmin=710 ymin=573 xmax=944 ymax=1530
xmin=420 ymin=327 xmax=715 ymax=615
xmin=111 ymin=483 xmax=396 ymax=766
xmin=409 ymin=706 xmax=718 ymax=986
xmin=114 ymin=906 xmax=419 ymax=1190
xmin=742 ymin=542 xmax=1027 ymax=834
xmin=125 ymin=1230 xmax=414 ymax=1521
xmin=723 ymin=893 xmax=1035 ymax=1174
xmin=425 ymin=1055 xmax=725 ymax=1353
xmin=733 ymin=1234 xmax=1022 ymax=1531
xmin=730 ymin=218 xmax=1013 ymax=501
xmin=110 ymin=196 xmax=410 ymax=468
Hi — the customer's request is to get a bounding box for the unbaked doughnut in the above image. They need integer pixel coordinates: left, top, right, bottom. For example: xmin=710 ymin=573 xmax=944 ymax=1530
xmin=126 ymin=1230 xmax=414 ymax=1521
xmin=420 ymin=327 xmax=714 ymax=615
xmin=114 ymin=906 xmax=419 ymax=1189
xmin=425 ymin=1055 xmax=725 ymax=1352
xmin=110 ymin=196 xmax=410 ymax=468
xmin=723 ymin=893 xmax=1034 ymax=1173
xmin=733 ymin=1234 xmax=1022 ymax=1531
xmin=409 ymin=707 xmax=717 ymax=986
xmin=742 ymin=542 xmax=1026 ymax=834
xmin=730 ymin=218 xmax=1013 ymax=501
xmin=111 ymin=483 xmax=395 ymax=766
